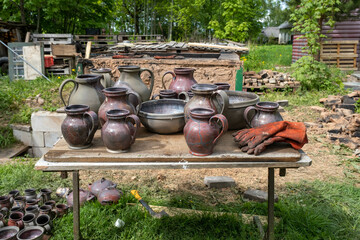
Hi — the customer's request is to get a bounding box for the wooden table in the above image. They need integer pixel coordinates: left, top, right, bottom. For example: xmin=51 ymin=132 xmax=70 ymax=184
xmin=35 ymin=129 xmax=312 ymax=240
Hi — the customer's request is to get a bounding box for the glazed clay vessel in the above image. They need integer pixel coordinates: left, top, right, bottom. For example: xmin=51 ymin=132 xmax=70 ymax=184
xmin=0 ymin=213 xmax=5 ymax=228
xmin=151 ymin=89 xmax=178 ymax=100
xmin=0 ymin=226 xmax=19 ymax=240
xmin=16 ymin=226 xmax=44 ymax=240
xmin=89 ymin=178 xmax=116 ymax=197
xmin=115 ymin=65 xmax=154 ymax=102
xmin=37 ymin=189 xmax=52 ymax=205
xmin=244 ymin=101 xmax=283 ymax=128
xmin=0 ymin=195 xmax=11 ymax=214
xmin=184 ymin=108 xmax=228 ymax=156
xmin=90 ymin=68 xmax=114 ymax=88
xmin=113 ymin=79 xmax=141 ymax=108
xmin=13 ymin=197 xmax=25 ymax=209
xmin=98 ymin=187 xmax=123 ymax=205
xmin=214 ymin=82 xmax=230 ymax=90
xmin=61 ymin=104 xmax=98 ymax=149
xmin=22 ymin=213 xmax=36 ymax=227
xmin=98 ymin=87 xmax=138 ymax=126
xmin=162 ymin=68 xmax=197 ymax=95
xmin=24 ymin=189 xmax=37 ymax=202
xmin=8 ymin=212 xmax=24 ymax=229
xmin=34 ymin=215 xmax=51 ymax=234
xmin=55 ymin=204 xmax=68 ymax=217
xmin=66 ymin=189 xmax=95 ymax=207
xmin=59 ymin=74 xmax=105 ymax=113
xmin=183 ymin=84 xmax=229 ymax=123
xmin=101 ymin=109 xmax=140 ymax=153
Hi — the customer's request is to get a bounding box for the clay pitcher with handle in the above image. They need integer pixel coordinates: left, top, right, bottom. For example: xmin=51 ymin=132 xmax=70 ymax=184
xmin=184 ymin=108 xmax=228 ymax=156
xmin=61 ymin=104 xmax=99 ymax=149
xmin=162 ymin=68 xmax=197 ymax=95
xmin=243 ymin=101 xmax=283 ymax=128
xmin=59 ymin=74 xmax=105 ymax=114
xmin=116 ymin=65 xmax=154 ymax=102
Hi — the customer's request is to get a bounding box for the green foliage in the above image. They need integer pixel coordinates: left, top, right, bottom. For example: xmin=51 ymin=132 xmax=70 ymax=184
xmin=0 ymin=125 xmax=17 ymax=148
xmin=356 ymin=99 xmax=360 ymax=113
xmin=263 ymin=0 xmax=291 ymax=27
xmin=242 ymin=45 xmax=292 ymax=71
xmin=291 ymin=56 xmax=345 ymax=91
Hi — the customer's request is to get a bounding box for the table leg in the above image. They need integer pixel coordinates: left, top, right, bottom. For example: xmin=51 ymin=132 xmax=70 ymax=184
xmin=73 ymin=171 xmax=81 ymax=240
xmin=266 ymin=168 xmax=275 ymax=240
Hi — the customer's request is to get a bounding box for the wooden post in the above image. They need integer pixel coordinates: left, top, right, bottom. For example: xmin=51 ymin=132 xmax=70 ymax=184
xmin=85 ymin=41 xmax=92 ymax=59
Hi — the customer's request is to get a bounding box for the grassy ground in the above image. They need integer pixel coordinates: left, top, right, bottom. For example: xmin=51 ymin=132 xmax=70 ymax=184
xmin=0 ymin=160 xmax=359 ymax=239
xmin=242 ymin=45 xmax=293 ymax=72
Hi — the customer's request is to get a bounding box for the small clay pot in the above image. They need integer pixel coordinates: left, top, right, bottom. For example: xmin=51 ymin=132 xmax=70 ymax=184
xmin=10 ymin=207 xmax=24 ymax=214
xmin=89 ymin=178 xmax=116 ymax=197
xmin=8 ymin=190 xmax=19 ymax=205
xmin=35 ymin=214 xmax=51 ymax=234
xmin=37 ymin=189 xmax=52 ymax=204
xmin=8 ymin=212 xmax=24 ymax=229
xmin=13 ymin=197 xmax=26 ymax=209
xmin=16 ymin=226 xmax=44 ymax=240
xmin=66 ymin=189 xmax=95 ymax=207
xmin=55 ymin=204 xmax=68 ymax=217
xmin=25 ymin=199 xmax=39 ymax=209
xmin=0 ymin=226 xmax=19 ymax=240
xmin=98 ymin=187 xmax=123 ymax=205
xmin=0 ymin=195 xmax=11 ymax=215
xmin=22 ymin=213 xmax=36 ymax=227
xmin=151 ymin=89 xmax=178 ymax=100
xmin=24 ymin=189 xmax=37 ymax=202
xmin=25 ymin=206 xmax=39 ymax=217
xmin=0 ymin=212 xmax=5 ymax=228
xmin=44 ymin=200 xmax=56 ymax=210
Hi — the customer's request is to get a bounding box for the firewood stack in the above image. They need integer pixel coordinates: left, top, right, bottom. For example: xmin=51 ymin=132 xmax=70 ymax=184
xmin=243 ymin=70 xmax=300 ymax=89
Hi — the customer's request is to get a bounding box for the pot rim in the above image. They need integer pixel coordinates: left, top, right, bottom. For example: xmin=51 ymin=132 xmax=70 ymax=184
xmin=189 ymin=108 xmax=215 ymax=119
xmin=65 ymin=104 xmax=90 ymax=114
xmin=102 ymin=87 xmax=128 ymax=96
xmin=0 ymin=226 xmax=19 ymax=238
xmin=191 ymin=84 xmax=218 ymax=94
xmin=90 ymin=68 xmax=112 ymax=73
xmin=256 ymin=101 xmax=279 ymax=111
xmin=17 ymin=226 xmax=44 ymax=240
xmin=138 ymin=99 xmax=185 ymax=119
xmin=106 ymin=109 xmax=130 ymax=119
xmin=117 ymin=65 xmax=140 ymax=72
xmin=174 ymin=67 xmax=195 ymax=74
xmin=76 ymin=74 xmax=102 ymax=83
xmin=224 ymin=91 xmax=260 ymax=109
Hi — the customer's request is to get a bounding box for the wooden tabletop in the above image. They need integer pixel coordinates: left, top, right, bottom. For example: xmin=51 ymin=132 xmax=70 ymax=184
xmin=41 ymin=128 xmax=305 ymax=164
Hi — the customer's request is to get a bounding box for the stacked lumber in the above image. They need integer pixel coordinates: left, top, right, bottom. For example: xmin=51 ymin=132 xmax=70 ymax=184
xmin=243 ymin=70 xmax=300 ymax=90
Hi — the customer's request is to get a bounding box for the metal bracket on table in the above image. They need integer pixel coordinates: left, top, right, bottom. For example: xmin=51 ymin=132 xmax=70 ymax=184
xmin=179 ymin=159 xmax=189 ymax=170
xmin=279 ymin=168 xmax=286 ymax=177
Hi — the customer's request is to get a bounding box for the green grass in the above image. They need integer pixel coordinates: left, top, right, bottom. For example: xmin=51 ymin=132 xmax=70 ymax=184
xmin=242 ymin=45 xmax=293 ymax=72
xmin=0 ymin=125 xmax=17 ymax=148
xmin=0 ymin=160 xmax=359 ymax=239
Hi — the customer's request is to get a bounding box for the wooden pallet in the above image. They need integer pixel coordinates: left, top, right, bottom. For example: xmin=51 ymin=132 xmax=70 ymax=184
xmin=320 ymin=40 xmax=358 ymax=70
xmin=32 ymin=34 xmax=73 ymax=55
xmin=117 ymin=34 xmax=164 ymax=42
xmin=75 ymin=35 xmax=117 ymax=48
xmin=46 ymin=67 xmax=70 ymax=76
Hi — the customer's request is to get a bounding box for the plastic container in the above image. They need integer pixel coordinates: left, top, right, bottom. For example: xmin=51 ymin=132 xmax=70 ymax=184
xmin=44 ymin=56 xmax=54 ymax=68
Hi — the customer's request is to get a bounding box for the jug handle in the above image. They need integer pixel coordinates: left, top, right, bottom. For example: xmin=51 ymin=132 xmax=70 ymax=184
xmin=127 ymin=92 xmax=142 ymax=107
xmin=243 ymin=106 xmax=257 ymax=128
xmin=126 ymin=114 xmax=141 ymax=144
xmin=59 ymin=79 xmax=77 ymax=107
xmin=83 ymin=111 xmax=99 ymax=143
xmin=161 ymin=71 xmax=176 ymax=89
xmin=151 ymin=94 xmax=160 ymax=100
xmin=140 ymin=68 xmax=155 ymax=96
xmin=213 ymin=90 xmax=229 ymax=114
xmin=178 ymin=91 xmax=190 ymax=102
xmin=209 ymin=114 xmax=228 ymax=145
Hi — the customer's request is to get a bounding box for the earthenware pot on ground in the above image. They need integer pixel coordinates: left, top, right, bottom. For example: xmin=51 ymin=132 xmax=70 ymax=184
xmin=25 ymin=199 xmax=39 ymax=209
xmin=13 ymin=197 xmax=25 ymax=209
xmin=0 ymin=213 xmax=5 ymax=228
xmin=10 ymin=207 xmax=24 ymax=214
xmin=61 ymin=104 xmax=98 ymax=149
xmin=8 ymin=190 xmax=19 ymax=204
xmin=90 ymin=68 xmax=114 ymax=88
xmin=8 ymin=212 xmax=24 ymax=229
xmin=34 ymin=215 xmax=51 ymax=234
xmin=44 ymin=200 xmax=56 ymax=210
xmin=24 ymin=189 xmax=37 ymax=202
xmin=16 ymin=226 xmax=44 ymax=240
xmin=0 ymin=226 xmax=19 ymax=240
xmin=183 ymin=84 xmax=229 ymax=123
xmin=25 ymin=206 xmax=39 ymax=217
xmin=98 ymin=187 xmax=123 ymax=205
xmin=98 ymin=87 xmax=138 ymax=126
xmin=116 ymin=65 xmax=154 ymax=102
xmin=37 ymin=189 xmax=52 ymax=205
xmin=184 ymin=108 xmax=228 ymax=156
xmin=0 ymin=196 xmax=11 ymax=214
xmin=59 ymin=74 xmax=105 ymax=113
xmin=22 ymin=213 xmax=36 ymax=227
xmin=66 ymin=189 xmax=95 ymax=207
xmin=162 ymin=68 xmax=197 ymax=95
xmin=244 ymin=101 xmax=283 ymax=128
xmin=151 ymin=89 xmax=178 ymax=100
xmin=88 ymin=178 xmax=116 ymax=197
xmin=55 ymin=204 xmax=68 ymax=217
xmin=101 ymin=109 xmax=140 ymax=153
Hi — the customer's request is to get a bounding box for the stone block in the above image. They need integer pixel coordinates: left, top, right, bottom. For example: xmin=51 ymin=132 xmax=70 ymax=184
xmin=310 ymin=106 xmax=326 ymax=112
xmin=304 ymin=122 xmax=323 ymax=128
xmin=337 ymin=104 xmax=356 ymax=112
xmin=31 ymin=111 xmax=66 ymax=132
xmin=32 ymin=147 xmax=51 ymax=157
xmin=12 ymin=129 xmax=32 ymax=146
xmin=243 ymin=189 xmax=278 ymax=203
xmin=277 ymin=100 xmax=289 ymax=107
xmin=204 ymin=176 xmax=236 ymax=189
xmin=44 ymin=131 xmax=63 ymax=148
xmin=32 ymin=131 xmax=44 ymax=147
xmin=10 ymin=124 xmax=32 ymax=132
xmin=342 ymin=96 xmax=356 ymax=104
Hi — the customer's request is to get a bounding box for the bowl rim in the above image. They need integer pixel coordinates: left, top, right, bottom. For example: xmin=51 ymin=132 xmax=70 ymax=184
xmin=138 ymin=99 xmax=185 ymax=120
xmin=224 ymin=90 xmax=260 ymax=109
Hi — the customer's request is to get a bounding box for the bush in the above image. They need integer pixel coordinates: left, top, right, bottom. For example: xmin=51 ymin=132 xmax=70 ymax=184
xmin=291 ymin=56 xmax=345 ymax=91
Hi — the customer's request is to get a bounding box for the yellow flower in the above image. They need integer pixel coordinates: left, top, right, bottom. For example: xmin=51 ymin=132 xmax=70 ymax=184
xmin=58 ymin=76 xmax=61 ymax=79
xmin=280 ymin=54 xmax=282 ymax=57
xmin=72 ymin=69 xmax=75 ymax=72
xmin=262 ymin=61 xmax=265 ymax=64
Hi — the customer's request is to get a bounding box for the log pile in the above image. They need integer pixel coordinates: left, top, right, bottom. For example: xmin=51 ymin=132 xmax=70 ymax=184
xmin=315 ymin=91 xmax=360 ymax=150
xmin=243 ymin=70 xmax=301 ymax=89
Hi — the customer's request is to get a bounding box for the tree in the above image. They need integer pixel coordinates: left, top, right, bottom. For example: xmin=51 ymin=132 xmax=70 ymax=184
xmin=263 ymin=0 xmax=291 ymax=27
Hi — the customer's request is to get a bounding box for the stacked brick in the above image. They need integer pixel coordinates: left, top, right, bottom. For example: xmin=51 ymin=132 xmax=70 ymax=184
xmin=243 ymin=70 xmax=300 ymax=89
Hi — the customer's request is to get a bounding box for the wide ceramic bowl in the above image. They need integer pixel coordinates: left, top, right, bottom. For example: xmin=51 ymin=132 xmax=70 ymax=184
xmin=138 ymin=99 xmax=186 ymax=134
xmin=222 ymin=91 xmax=260 ymax=130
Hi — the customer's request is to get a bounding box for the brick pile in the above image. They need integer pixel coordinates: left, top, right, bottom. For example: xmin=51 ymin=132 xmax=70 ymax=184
xmin=243 ymin=70 xmax=300 ymax=89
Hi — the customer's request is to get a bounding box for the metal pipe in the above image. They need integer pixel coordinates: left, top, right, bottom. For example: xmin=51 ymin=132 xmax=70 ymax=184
xmin=0 ymin=40 xmax=51 ymax=82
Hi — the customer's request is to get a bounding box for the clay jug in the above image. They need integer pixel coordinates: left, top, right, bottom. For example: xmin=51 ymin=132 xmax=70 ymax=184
xmin=162 ymin=68 xmax=197 ymax=95
xmin=66 ymin=189 xmax=95 ymax=207
xmin=98 ymin=187 xmax=123 ymax=205
xmin=61 ymin=104 xmax=98 ymax=149
xmin=244 ymin=101 xmax=283 ymax=128
xmin=90 ymin=68 xmax=114 ymax=88
xmin=98 ymin=87 xmax=139 ymax=127
xmin=59 ymin=74 xmax=105 ymax=113
xmin=101 ymin=109 xmax=140 ymax=153
xmin=8 ymin=212 xmax=24 ymax=229
xmin=184 ymin=108 xmax=228 ymax=156
xmin=151 ymin=89 xmax=178 ymax=100
xmin=116 ymin=65 xmax=154 ymax=102
xmin=88 ymin=178 xmax=116 ymax=197
xmin=183 ymin=84 xmax=229 ymax=123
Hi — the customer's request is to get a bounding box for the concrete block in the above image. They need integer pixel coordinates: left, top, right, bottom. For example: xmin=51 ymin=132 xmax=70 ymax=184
xmin=32 ymin=147 xmax=51 ymax=158
xmin=31 ymin=111 xmax=66 ymax=132
xmin=10 ymin=124 xmax=32 ymax=132
xmin=32 ymin=131 xmax=44 ymax=147
xmin=12 ymin=129 xmax=32 ymax=146
xmin=277 ymin=100 xmax=289 ymax=107
xmin=44 ymin=131 xmax=63 ymax=147
xmin=204 ymin=176 xmax=236 ymax=189
xmin=243 ymin=189 xmax=278 ymax=203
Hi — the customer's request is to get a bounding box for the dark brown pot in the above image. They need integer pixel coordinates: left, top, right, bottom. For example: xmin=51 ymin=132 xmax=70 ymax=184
xmin=88 ymin=178 xmax=116 ymax=197
xmin=162 ymin=68 xmax=197 ymax=95
xmin=0 ymin=195 xmax=12 ymax=213
xmin=98 ymin=87 xmax=138 ymax=126
xmin=183 ymin=84 xmax=229 ymax=123
xmin=98 ymin=187 xmax=123 ymax=205
xmin=151 ymin=89 xmax=178 ymax=100
xmin=184 ymin=108 xmax=228 ymax=156
xmin=214 ymin=82 xmax=230 ymax=90
xmin=101 ymin=109 xmax=140 ymax=153
xmin=25 ymin=199 xmax=39 ymax=209
xmin=61 ymin=104 xmax=98 ymax=149
xmin=13 ymin=197 xmax=25 ymax=209
xmin=55 ymin=204 xmax=68 ymax=217
xmin=0 ymin=226 xmax=19 ymax=240
xmin=66 ymin=189 xmax=95 ymax=207
xmin=8 ymin=212 xmax=24 ymax=229
xmin=244 ymin=101 xmax=283 ymax=128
